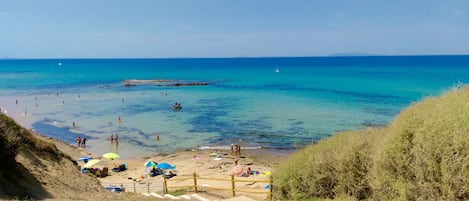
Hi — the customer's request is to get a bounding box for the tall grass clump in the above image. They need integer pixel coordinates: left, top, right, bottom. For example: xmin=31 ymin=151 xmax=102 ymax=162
xmin=274 ymin=86 xmax=469 ymax=201
xmin=274 ymin=128 xmax=385 ymax=200
xmin=375 ymin=87 xmax=469 ymax=200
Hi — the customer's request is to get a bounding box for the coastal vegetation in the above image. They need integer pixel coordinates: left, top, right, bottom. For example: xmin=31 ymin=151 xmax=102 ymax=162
xmin=0 ymin=114 xmax=159 ymax=200
xmin=274 ymin=86 xmax=469 ymax=200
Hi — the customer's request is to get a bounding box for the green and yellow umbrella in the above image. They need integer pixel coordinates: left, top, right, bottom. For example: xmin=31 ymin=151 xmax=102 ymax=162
xmin=102 ymin=152 xmax=120 ymax=160
xmin=83 ymin=159 xmax=101 ymax=168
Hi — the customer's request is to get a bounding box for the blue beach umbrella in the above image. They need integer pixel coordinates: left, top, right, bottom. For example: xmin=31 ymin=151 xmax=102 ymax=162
xmin=157 ymin=162 xmax=176 ymax=170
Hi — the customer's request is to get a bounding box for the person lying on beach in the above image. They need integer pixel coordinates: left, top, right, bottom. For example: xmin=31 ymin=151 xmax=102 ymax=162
xmin=165 ymin=171 xmax=177 ymax=179
xmin=112 ymin=163 xmax=127 ymax=172
xmin=150 ymin=167 xmax=164 ymax=177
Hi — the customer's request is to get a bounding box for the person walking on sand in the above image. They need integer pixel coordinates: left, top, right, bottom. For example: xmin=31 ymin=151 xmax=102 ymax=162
xmin=115 ymin=133 xmax=119 ymax=143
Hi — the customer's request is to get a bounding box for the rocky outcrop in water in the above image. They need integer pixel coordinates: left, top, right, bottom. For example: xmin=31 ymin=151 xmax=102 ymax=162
xmin=123 ymin=79 xmax=210 ymax=87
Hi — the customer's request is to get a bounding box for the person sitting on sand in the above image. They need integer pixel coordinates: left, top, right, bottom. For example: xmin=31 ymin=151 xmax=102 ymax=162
xmin=150 ymin=167 xmax=162 ymax=177
xmin=165 ymin=171 xmax=177 ymax=179
xmin=238 ymin=167 xmax=251 ymax=177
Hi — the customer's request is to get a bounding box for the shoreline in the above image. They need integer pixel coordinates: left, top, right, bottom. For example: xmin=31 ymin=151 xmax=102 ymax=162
xmin=29 ymin=127 xmax=294 ymax=200
xmin=0 ymin=93 xmax=310 ymax=160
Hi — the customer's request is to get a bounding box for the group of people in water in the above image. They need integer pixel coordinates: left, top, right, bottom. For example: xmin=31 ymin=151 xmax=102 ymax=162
xmin=231 ymin=144 xmax=242 ymax=154
xmin=76 ymin=136 xmax=87 ymax=147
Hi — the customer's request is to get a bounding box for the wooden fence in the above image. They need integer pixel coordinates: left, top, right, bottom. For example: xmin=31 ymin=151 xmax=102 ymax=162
xmin=163 ymin=172 xmax=273 ymax=200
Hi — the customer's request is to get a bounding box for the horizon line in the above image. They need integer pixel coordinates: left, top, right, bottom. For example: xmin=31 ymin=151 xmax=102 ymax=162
xmin=1 ymin=54 xmax=468 ymax=60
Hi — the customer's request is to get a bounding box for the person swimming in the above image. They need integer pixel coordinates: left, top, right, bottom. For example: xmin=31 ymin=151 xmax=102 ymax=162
xmin=173 ymin=102 xmax=182 ymax=110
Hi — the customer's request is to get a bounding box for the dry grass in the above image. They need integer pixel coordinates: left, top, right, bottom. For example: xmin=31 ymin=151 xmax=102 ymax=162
xmin=274 ymin=86 xmax=469 ymax=200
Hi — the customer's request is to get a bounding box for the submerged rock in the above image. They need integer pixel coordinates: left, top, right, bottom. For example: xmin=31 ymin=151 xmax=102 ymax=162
xmin=123 ymin=79 xmax=210 ymax=87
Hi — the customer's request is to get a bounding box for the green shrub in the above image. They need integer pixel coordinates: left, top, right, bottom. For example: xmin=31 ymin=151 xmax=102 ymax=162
xmin=274 ymin=87 xmax=469 ymax=201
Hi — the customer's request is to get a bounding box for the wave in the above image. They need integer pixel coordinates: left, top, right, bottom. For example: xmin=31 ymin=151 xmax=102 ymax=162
xmin=197 ymin=145 xmax=262 ymax=150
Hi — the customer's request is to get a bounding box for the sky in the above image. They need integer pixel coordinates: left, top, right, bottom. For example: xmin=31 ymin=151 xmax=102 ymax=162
xmin=0 ymin=0 xmax=468 ymax=58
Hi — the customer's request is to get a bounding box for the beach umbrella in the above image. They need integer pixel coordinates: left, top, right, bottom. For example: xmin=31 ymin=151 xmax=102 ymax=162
xmin=83 ymin=159 xmax=101 ymax=168
xmin=231 ymin=165 xmax=244 ymax=176
xmin=157 ymin=162 xmax=176 ymax=170
xmin=102 ymin=152 xmax=120 ymax=160
xmin=78 ymin=155 xmax=93 ymax=161
xmin=145 ymin=161 xmax=157 ymax=168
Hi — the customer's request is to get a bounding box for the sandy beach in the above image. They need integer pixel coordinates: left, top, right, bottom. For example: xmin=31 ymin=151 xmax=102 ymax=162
xmin=36 ymin=131 xmax=293 ymax=200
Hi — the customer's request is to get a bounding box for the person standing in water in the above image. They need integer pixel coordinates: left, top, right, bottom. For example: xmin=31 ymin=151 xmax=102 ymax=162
xmin=81 ymin=136 xmax=87 ymax=147
xmin=76 ymin=136 xmax=81 ymax=147
xmin=110 ymin=133 xmax=114 ymax=144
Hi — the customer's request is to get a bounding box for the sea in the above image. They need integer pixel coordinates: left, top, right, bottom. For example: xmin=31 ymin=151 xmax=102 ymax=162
xmin=1 ymin=55 xmax=468 ymax=159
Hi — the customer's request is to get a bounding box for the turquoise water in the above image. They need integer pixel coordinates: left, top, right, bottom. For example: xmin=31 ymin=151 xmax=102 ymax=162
xmin=1 ymin=56 xmax=468 ymax=158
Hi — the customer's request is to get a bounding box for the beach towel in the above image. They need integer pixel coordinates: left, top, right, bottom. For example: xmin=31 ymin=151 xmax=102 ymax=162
xmin=260 ymin=171 xmax=272 ymax=176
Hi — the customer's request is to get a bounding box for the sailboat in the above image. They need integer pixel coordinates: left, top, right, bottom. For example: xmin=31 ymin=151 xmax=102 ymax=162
xmin=275 ymin=66 xmax=280 ymax=73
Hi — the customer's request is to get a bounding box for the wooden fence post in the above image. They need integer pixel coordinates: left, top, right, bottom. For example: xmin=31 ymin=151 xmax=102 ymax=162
xmin=231 ymin=174 xmax=236 ymax=197
xmin=269 ymin=175 xmax=273 ymax=201
xmin=163 ymin=176 xmax=168 ymax=194
xmin=193 ymin=172 xmax=198 ymax=193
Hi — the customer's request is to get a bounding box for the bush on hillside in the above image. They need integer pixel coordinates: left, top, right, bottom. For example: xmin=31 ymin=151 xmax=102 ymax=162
xmin=274 ymin=87 xmax=469 ymax=201
xmin=375 ymin=88 xmax=469 ymax=200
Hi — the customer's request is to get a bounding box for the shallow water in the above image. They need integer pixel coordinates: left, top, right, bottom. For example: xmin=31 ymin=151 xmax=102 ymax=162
xmin=1 ymin=56 xmax=468 ymax=158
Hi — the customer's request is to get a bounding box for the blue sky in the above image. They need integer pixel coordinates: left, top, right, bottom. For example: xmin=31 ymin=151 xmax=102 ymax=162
xmin=1 ymin=0 xmax=468 ymax=58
